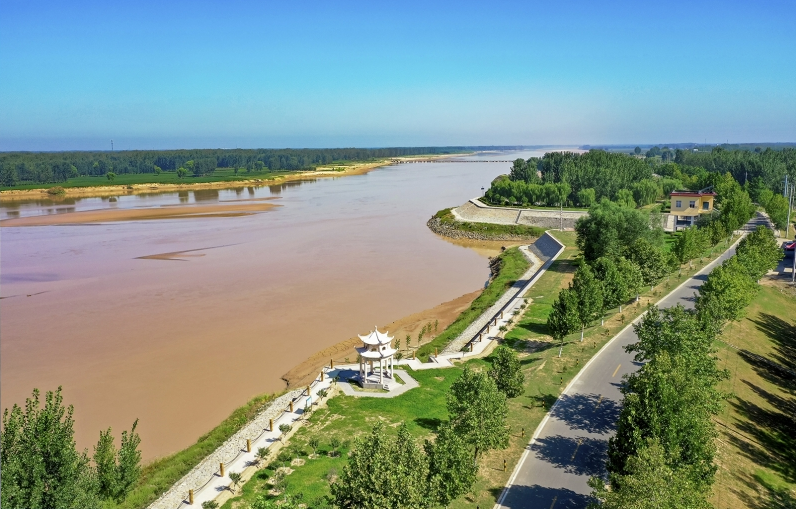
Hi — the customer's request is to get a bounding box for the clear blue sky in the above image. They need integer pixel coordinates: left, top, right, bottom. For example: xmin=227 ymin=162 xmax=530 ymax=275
xmin=1 ymin=0 xmax=794 ymax=150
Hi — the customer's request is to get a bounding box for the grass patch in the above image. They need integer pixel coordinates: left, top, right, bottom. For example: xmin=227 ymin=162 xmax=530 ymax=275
xmin=416 ymin=246 xmax=531 ymax=361
xmin=711 ymin=283 xmax=796 ymax=509
xmin=433 ymin=208 xmax=545 ymax=238
xmin=115 ymin=392 xmax=281 ymax=509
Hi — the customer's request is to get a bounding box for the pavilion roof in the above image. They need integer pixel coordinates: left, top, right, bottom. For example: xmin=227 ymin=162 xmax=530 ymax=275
xmin=358 ymin=327 xmax=393 ymax=346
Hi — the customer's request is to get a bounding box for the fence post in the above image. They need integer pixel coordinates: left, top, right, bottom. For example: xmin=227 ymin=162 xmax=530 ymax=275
xmin=330 ymin=358 xmax=334 ymax=369
xmin=246 ymin=439 xmax=251 ymax=452
xmin=320 ymin=371 xmax=324 ymax=381
xmin=269 ymin=418 xmax=273 ymax=431
xmin=290 ymin=401 xmax=294 ymax=413
xmin=188 ymin=489 xmax=194 ymax=505
xmin=220 ymin=462 xmax=225 ymax=477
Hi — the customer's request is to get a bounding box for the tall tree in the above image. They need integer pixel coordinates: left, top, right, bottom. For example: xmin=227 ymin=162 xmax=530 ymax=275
xmin=488 ymin=346 xmax=525 ymax=398
xmin=447 ymin=367 xmax=509 ymax=465
xmin=571 ymin=264 xmax=603 ymax=340
xmin=331 ymin=422 xmax=429 ymax=509
xmin=695 ymin=256 xmax=758 ymax=323
xmin=590 ymin=439 xmax=712 ymax=509
xmin=625 ymin=238 xmax=668 ymax=287
xmin=1 ymin=387 xmax=100 ymax=509
xmin=735 ymin=225 xmax=783 ymax=281
xmin=576 ymin=199 xmax=653 ymax=261
xmin=425 ymin=423 xmax=477 ymax=508
xmin=547 ymin=287 xmax=580 ymax=356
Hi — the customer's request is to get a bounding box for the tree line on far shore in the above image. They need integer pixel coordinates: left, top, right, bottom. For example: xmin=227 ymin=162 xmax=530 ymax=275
xmin=0 ymin=147 xmax=460 ymax=187
xmin=1 ymin=387 xmax=142 ymax=509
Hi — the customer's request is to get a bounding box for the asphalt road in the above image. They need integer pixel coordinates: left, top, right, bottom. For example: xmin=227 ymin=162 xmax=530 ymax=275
xmin=495 ymin=216 xmax=768 ymax=509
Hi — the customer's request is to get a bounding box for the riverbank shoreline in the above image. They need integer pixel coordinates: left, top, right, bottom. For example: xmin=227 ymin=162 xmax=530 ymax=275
xmin=0 ymin=154 xmax=468 ymax=201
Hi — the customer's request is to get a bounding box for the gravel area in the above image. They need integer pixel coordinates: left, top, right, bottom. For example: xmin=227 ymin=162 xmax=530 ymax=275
xmin=147 ymin=389 xmax=302 ymax=509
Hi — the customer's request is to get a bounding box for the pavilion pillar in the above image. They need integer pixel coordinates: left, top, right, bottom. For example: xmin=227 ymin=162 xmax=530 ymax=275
xmin=379 ymin=358 xmax=383 ymax=384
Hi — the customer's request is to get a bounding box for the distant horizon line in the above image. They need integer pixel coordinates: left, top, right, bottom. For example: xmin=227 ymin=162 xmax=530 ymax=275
xmin=2 ymin=141 xmax=796 ymax=154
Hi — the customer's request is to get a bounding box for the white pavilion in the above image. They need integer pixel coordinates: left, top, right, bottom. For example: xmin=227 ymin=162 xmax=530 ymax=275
xmin=356 ymin=327 xmax=396 ymax=388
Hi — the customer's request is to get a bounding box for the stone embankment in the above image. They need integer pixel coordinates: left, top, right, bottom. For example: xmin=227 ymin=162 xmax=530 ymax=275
xmin=426 ymin=216 xmax=537 ymax=241
xmin=455 ymin=199 xmax=588 ymax=230
xmin=148 ymin=390 xmax=301 ymax=509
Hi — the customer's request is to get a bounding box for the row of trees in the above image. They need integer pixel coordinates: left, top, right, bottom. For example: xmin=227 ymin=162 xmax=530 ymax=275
xmin=483 ymin=178 xmax=571 ymax=207
xmin=503 ymin=150 xmax=653 ymax=205
xmin=487 ymin=172 xmax=675 ymax=209
xmin=331 ymin=346 xmax=524 ymax=509
xmin=1 ymin=387 xmax=142 ymax=509
xmin=592 ymin=226 xmax=782 ymax=507
xmin=0 ymin=147 xmax=460 ymax=186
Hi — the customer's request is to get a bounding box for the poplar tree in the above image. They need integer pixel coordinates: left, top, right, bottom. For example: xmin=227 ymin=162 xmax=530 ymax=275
xmin=331 ymin=422 xmax=429 ymax=509
xmin=447 ymin=367 xmax=509 ymax=465
xmin=735 ymin=225 xmax=783 ymax=282
xmin=547 ymin=287 xmax=579 ymax=356
xmin=590 ymin=439 xmax=712 ymax=509
xmin=425 ymin=423 xmax=477 ymax=508
xmin=593 ymin=257 xmax=626 ymax=312
xmin=617 ymin=257 xmax=643 ymax=306
xmin=571 ymin=264 xmax=603 ymax=340
xmin=488 ymin=346 xmax=525 ymax=398
xmin=695 ymin=256 xmax=757 ymax=323
xmin=1 ymin=388 xmax=101 ymax=509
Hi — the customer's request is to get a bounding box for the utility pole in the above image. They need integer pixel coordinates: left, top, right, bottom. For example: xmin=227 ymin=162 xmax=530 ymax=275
xmin=787 ymin=183 xmax=794 ymax=239
xmin=111 ymin=140 xmax=114 ymax=151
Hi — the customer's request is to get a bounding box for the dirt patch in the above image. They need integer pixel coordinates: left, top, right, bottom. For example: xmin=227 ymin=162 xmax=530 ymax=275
xmin=290 ymin=458 xmax=305 ymax=467
xmin=280 ymin=290 xmax=481 ymax=387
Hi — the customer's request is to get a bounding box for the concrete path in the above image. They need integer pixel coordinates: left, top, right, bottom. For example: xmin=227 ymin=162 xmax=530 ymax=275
xmin=494 ymin=216 xmax=768 ymax=509
xmin=334 ymin=368 xmax=419 ymax=398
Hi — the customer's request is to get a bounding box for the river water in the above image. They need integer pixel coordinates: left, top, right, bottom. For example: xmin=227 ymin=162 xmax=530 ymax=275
xmin=1 ymin=150 xmax=548 ymax=460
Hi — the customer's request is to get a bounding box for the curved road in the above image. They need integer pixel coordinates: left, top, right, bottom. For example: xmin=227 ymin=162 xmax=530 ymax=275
xmin=495 ymin=216 xmax=767 ymax=509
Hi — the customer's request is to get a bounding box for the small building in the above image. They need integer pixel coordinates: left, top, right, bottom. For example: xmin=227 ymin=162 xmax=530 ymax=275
xmin=670 ymin=190 xmax=716 ymax=228
xmin=356 ymin=327 xmax=396 ymax=389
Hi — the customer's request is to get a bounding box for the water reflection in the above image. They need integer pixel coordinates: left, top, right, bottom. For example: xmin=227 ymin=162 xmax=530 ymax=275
xmin=193 ymin=189 xmax=219 ymax=202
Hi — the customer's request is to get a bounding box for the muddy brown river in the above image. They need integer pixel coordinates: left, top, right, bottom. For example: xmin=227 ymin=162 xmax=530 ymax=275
xmin=1 ymin=150 xmax=549 ymax=460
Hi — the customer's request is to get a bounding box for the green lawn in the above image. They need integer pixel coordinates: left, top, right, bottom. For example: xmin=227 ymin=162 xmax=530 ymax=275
xmin=712 ymin=283 xmax=796 ymax=509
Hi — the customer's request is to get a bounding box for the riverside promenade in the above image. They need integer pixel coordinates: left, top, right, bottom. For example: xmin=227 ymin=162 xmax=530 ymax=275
xmin=150 ymin=232 xmax=567 ymax=509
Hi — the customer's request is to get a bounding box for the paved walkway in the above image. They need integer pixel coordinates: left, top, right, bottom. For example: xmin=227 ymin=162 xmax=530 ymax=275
xmin=335 ymin=368 xmax=419 ymax=398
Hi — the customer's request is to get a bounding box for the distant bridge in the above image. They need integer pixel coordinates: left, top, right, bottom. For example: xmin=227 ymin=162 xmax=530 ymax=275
xmin=391 ymin=159 xmax=513 ymax=164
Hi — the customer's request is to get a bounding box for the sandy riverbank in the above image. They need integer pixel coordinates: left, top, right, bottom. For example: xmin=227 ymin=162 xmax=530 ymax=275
xmin=0 ymin=154 xmax=467 ymax=201
xmin=0 ymin=199 xmax=280 ymax=226
xmin=281 ymin=289 xmax=482 ymax=388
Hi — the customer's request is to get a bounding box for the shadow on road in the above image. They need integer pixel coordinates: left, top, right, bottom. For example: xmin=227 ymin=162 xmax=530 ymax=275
xmin=497 ymin=484 xmax=593 ymax=509
xmin=531 ymin=435 xmax=609 ymax=477
xmin=550 ymin=393 xmax=621 ymax=435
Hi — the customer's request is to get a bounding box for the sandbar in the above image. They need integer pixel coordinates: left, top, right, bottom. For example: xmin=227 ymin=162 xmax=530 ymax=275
xmin=0 ymin=201 xmax=279 ymax=227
